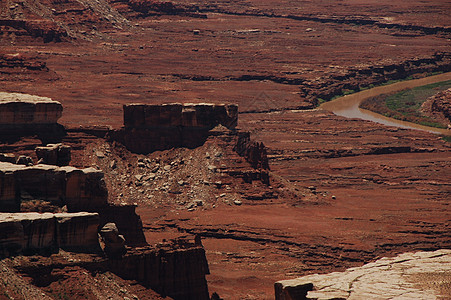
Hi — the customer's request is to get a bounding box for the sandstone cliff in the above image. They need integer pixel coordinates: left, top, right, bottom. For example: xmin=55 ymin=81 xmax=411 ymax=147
xmin=112 ymin=103 xmax=238 ymax=153
xmin=0 ymin=212 xmax=99 ymax=258
xmin=109 ymin=237 xmax=210 ymax=300
xmin=0 ymin=162 xmax=107 ymax=212
xmin=0 ymin=92 xmax=65 ymax=142
xmin=0 ymin=92 xmax=62 ymax=125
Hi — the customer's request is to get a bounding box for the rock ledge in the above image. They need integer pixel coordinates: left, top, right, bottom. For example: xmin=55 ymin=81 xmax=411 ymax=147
xmin=275 ymin=249 xmax=451 ymax=300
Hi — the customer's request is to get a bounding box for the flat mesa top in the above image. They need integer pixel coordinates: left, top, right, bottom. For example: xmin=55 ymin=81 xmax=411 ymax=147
xmin=0 ymin=92 xmax=60 ymax=104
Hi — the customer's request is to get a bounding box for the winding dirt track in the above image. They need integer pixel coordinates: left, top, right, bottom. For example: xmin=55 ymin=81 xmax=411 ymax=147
xmin=320 ymin=72 xmax=451 ymax=135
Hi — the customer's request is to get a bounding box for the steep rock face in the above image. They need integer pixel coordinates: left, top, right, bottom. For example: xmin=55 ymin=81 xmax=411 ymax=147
xmin=275 ymin=249 xmax=451 ymax=300
xmin=55 ymin=212 xmax=100 ymax=252
xmin=0 ymin=92 xmax=62 ymax=125
xmin=63 ymin=166 xmax=108 ymax=212
xmin=0 ymin=212 xmax=100 ymax=258
xmin=114 ymin=103 xmax=238 ymax=153
xmin=109 ymin=237 xmax=210 ymax=300
xmin=234 ymin=131 xmax=269 ymax=170
xmin=0 ymin=168 xmax=17 ymax=212
xmin=0 ymin=93 xmax=65 ymax=142
xmin=123 ymin=103 xmax=238 ymax=129
xmin=0 ymin=162 xmax=108 ymax=212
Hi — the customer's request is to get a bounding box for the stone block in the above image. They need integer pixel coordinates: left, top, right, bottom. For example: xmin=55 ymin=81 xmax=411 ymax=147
xmin=0 ymin=163 xmax=108 ymax=213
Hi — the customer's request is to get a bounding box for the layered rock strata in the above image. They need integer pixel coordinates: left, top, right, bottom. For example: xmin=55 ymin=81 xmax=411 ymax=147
xmin=275 ymin=249 xmax=451 ymax=300
xmin=112 ymin=103 xmax=238 ymax=153
xmin=0 ymin=92 xmax=62 ymax=125
xmin=0 ymin=212 xmax=99 ymax=258
xmin=108 ymin=236 xmax=210 ymax=300
xmin=0 ymin=162 xmax=107 ymax=212
xmin=36 ymin=143 xmax=71 ymax=166
xmin=0 ymin=92 xmax=65 ymax=141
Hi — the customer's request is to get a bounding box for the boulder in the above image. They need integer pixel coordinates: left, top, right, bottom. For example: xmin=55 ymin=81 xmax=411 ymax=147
xmin=15 ymin=155 xmax=33 ymax=166
xmin=99 ymin=222 xmax=126 ymax=258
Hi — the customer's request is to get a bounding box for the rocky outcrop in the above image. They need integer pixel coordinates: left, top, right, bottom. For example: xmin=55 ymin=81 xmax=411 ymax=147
xmin=0 ymin=162 xmax=107 ymax=212
xmin=99 ymin=223 xmax=126 ymax=258
xmin=110 ymin=0 xmax=206 ymax=19
xmin=275 ymin=249 xmax=451 ymax=300
xmin=0 ymin=92 xmax=65 ymax=142
xmin=0 ymin=92 xmax=62 ymax=125
xmin=55 ymin=212 xmax=101 ymax=252
xmin=421 ymin=88 xmax=451 ymax=126
xmin=0 ymin=212 xmax=99 ymax=258
xmin=112 ymin=103 xmax=238 ymax=153
xmin=234 ymin=131 xmax=269 ymax=170
xmin=0 ymin=19 xmax=67 ymax=43
xmin=15 ymin=155 xmax=33 ymax=166
xmin=123 ymin=103 xmax=238 ymax=130
xmin=36 ymin=143 xmax=71 ymax=166
xmin=108 ymin=236 xmax=210 ymax=300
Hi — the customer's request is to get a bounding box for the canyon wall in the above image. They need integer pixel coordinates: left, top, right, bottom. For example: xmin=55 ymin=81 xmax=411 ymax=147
xmin=112 ymin=103 xmax=238 ymax=153
xmin=0 ymin=92 xmax=65 ymax=142
xmin=0 ymin=162 xmax=108 ymax=212
xmin=0 ymin=162 xmax=146 ymax=245
xmin=108 ymin=237 xmax=210 ymax=300
xmin=0 ymin=92 xmax=62 ymax=125
xmin=0 ymin=212 xmax=99 ymax=258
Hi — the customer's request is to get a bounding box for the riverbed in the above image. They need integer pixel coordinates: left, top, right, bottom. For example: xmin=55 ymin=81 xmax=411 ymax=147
xmin=320 ymin=72 xmax=451 ymax=135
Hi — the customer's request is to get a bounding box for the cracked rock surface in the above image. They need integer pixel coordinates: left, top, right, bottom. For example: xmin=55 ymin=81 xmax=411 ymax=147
xmin=276 ymin=249 xmax=451 ymax=300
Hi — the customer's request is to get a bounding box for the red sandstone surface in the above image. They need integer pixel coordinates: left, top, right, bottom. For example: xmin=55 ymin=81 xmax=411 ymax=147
xmin=1 ymin=0 xmax=451 ymax=299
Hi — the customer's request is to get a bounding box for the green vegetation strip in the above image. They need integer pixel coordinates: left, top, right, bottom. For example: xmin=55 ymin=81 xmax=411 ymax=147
xmin=359 ymin=80 xmax=451 ymax=129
